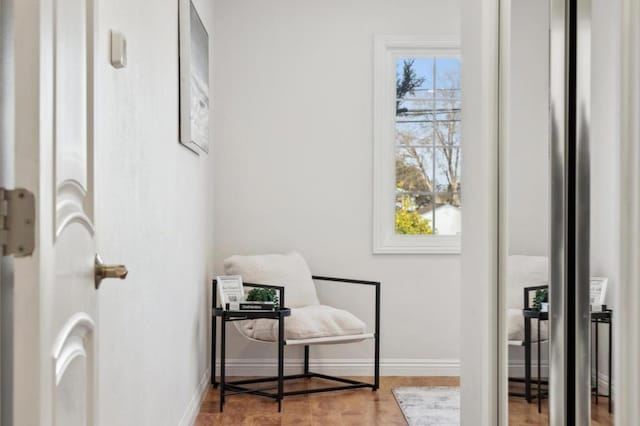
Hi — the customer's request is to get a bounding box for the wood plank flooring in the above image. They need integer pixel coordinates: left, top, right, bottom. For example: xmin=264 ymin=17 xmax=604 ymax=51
xmin=509 ymin=396 xmax=613 ymax=426
xmin=195 ymin=376 xmax=457 ymax=426
xmin=195 ymin=376 xmax=614 ymax=425
xmin=508 ymin=381 xmax=614 ymax=425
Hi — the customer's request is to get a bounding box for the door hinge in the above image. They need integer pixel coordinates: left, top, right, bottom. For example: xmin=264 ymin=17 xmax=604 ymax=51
xmin=0 ymin=188 xmax=35 ymax=257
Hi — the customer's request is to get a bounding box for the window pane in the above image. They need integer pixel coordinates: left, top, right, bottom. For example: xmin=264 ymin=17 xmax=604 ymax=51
xmin=432 ymin=193 xmax=461 ymax=236
xmin=435 ymin=147 xmax=461 ymax=192
xmin=434 ymin=111 xmax=461 ymax=147
xmin=435 ymin=57 xmax=461 ymax=148
xmin=390 ymin=54 xmax=461 ymax=240
xmin=396 ymin=147 xmax=433 ymax=192
xmin=395 ymin=192 xmax=434 ymax=235
xmin=396 ymin=58 xmax=433 ymax=116
xmin=435 ymin=57 xmax=461 ymax=89
xmin=396 ymin=57 xmax=433 ymax=93
xmin=396 ymin=125 xmax=432 ymax=147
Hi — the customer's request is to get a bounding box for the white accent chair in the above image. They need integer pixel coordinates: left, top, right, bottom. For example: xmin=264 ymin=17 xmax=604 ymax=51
xmin=211 ymin=252 xmax=380 ymax=401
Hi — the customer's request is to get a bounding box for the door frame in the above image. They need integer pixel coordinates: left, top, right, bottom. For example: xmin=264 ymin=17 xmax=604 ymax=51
xmin=462 ymin=0 xmax=639 ymax=423
xmin=0 ymin=0 xmax=15 ymax=422
xmin=617 ymin=0 xmax=640 ymax=423
xmin=460 ymin=0 xmax=499 ymax=424
xmin=0 ymin=0 xmax=48 ymax=424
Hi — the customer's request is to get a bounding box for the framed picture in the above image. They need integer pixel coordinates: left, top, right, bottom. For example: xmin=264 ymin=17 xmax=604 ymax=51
xmin=179 ymin=0 xmax=209 ymax=154
xmin=590 ymin=277 xmax=608 ymax=307
xmin=217 ymin=275 xmax=244 ymax=309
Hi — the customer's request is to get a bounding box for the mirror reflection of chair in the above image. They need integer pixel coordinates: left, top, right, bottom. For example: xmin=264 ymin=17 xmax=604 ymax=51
xmin=211 ymin=252 xmax=380 ymax=409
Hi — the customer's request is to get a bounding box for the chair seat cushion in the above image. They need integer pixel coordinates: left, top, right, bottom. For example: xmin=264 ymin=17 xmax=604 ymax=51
xmin=234 ymin=305 xmax=367 ymax=343
xmin=508 ymin=308 xmax=548 ymax=343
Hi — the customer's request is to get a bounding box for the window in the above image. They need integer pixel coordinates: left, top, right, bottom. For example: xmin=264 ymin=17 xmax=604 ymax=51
xmin=373 ymin=36 xmax=461 ymax=254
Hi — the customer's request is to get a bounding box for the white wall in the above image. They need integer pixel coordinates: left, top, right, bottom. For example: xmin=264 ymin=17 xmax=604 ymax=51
xmin=212 ymin=0 xmax=461 ymax=375
xmin=590 ymin=0 xmax=621 ymax=386
xmin=507 ymin=0 xmax=549 ymax=257
xmin=591 ymin=0 xmax=620 ymax=309
xmin=505 ymin=0 xmax=550 ymax=379
xmin=95 ymin=0 xmax=215 ymax=424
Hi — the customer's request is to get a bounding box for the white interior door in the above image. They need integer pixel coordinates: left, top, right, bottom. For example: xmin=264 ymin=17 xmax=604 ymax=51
xmin=49 ymin=0 xmax=99 ymax=424
xmin=3 ymin=0 xmax=126 ymax=424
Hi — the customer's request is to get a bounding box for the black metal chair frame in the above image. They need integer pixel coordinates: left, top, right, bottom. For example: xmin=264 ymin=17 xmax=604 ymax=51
xmin=210 ymin=276 xmax=380 ymax=412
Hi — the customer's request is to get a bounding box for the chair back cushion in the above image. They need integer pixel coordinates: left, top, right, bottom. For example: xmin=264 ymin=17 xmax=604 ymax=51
xmin=224 ymin=252 xmax=320 ymax=308
xmin=507 ymin=255 xmax=549 ymax=309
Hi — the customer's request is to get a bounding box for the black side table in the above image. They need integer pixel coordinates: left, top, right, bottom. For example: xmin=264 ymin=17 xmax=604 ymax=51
xmin=522 ymin=309 xmax=548 ymax=413
xmin=591 ymin=309 xmax=613 ymax=413
xmin=520 ymin=309 xmax=614 ymax=414
xmin=212 ymin=307 xmax=291 ymax=412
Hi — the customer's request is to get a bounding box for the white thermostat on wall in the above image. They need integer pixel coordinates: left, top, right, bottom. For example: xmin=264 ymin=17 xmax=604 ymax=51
xmin=110 ymin=31 xmax=127 ymax=69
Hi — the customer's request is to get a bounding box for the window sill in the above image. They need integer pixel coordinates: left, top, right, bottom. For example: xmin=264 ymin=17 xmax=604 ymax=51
xmin=373 ymin=234 xmax=461 ymax=255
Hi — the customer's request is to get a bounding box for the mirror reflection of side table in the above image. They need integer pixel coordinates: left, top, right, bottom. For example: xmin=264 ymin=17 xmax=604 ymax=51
xmin=520 ymin=308 xmax=613 ymax=414
xmin=591 ymin=309 xmax=613 ymax=413
xmin=521 ymin=309 xmax=548 ymax=413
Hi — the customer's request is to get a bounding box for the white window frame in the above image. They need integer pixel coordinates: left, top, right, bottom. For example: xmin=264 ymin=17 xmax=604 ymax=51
xmin=373 ymin=35 xmax=461 ymax=254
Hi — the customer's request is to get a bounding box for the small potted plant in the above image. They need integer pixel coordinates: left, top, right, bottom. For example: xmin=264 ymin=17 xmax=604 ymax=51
xmin=533 ymin=289 xmax=548 ymax=312
xmin=245 ymin=288 xmax=279 ymax=308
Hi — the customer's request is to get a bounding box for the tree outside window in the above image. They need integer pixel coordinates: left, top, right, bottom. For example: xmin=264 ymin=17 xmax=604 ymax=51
xmin=394 ymin=57 xmax=461 ymax=235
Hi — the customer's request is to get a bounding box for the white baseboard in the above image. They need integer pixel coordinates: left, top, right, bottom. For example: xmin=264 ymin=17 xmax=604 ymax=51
xmin=212 ymin=358 xmax=460 ymax=377
xmin=179 ymin=367 xmax=211 ymax=426
xmin=508 ymin=361 xmax=549 ymax=378
xmin=508 ymin=363 xmax=611 ymax=396
xmin=595 ymin=371 xmax=612 ymax=396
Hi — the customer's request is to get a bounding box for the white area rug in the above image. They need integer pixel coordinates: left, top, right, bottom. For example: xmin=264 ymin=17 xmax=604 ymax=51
xmin=392 ymin=386 xmax=460 ymax=426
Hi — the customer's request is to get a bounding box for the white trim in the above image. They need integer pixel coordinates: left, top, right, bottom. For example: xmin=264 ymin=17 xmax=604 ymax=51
xmin=0 ymin=0 xmax=15 ymax=417
xmin=508 ymin=366 xmax=611 ymax=397
xmin=508 ymin=361 xmax=549 ymax=378
xmin=618 ymin=0 xmax=640 ymax=423
xmin=213 ymin=358 xmax=460 ymax=378
xmin=179 ymin=367 xmax=211 ymax=426
xmin=507 ymin=364 xmax=611 ymax=396
xmin=372 ymin=35 xmax=461 ymax=254
xmin=497 ymin=1 xmax=511 ymax=425
xmin=460 ymin=0 xmax=500 ymax=424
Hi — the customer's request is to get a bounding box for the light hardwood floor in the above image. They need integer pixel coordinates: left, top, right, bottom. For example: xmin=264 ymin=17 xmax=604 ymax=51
xmin=509 ymin=396 xmax=614 ymax=426
xmin=195 ymin=376 xmax=614 ymax=425
xmin=508 ymin=381 xmax=614 ymax=425
xmin=196 ymin=376 xmax=457 ymax=425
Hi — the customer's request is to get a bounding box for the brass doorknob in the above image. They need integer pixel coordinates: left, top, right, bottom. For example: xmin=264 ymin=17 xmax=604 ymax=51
xmin=95 ymin=254 xmax=128 ymax=289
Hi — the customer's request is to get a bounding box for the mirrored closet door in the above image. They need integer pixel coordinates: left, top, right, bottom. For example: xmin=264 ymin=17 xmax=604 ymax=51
xmin=501 ymin=0 xmax=619 ymax=424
